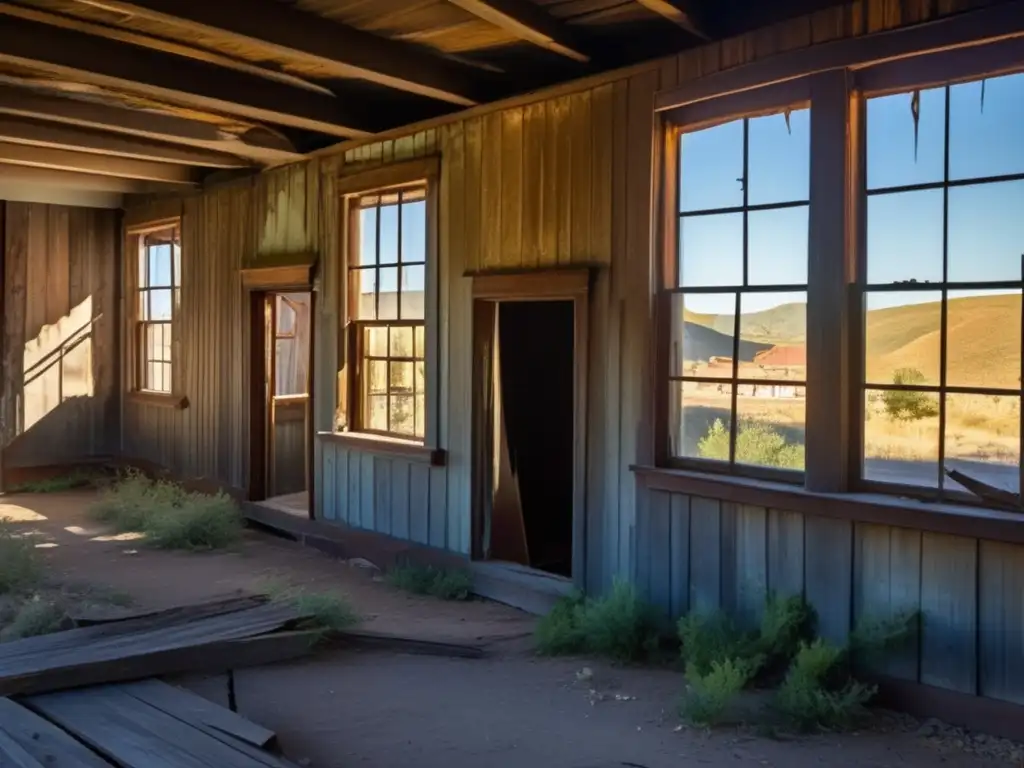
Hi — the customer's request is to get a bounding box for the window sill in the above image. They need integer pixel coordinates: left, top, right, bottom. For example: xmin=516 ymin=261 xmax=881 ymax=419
xmin=631 ymin=465 xmax=1024 ymax=545
xmin=126 ymin=391 xmax=189 ymax=410
xmin=318 ymin=431 xmax=446 ymax=467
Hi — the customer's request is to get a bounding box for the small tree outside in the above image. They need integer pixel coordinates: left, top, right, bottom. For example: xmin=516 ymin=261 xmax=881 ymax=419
xmin=698 ymin=419 xmax=803 ymax=470
xmin=881 ymin=368 xmax=938 ymax=422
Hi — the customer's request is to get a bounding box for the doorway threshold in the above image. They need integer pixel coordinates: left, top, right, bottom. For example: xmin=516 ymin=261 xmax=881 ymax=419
xmin=470 ymin=561 xmax=574 ymax=616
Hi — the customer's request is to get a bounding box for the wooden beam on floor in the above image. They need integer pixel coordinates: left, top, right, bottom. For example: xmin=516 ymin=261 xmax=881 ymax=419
xmin=0 ymin=13 xmax=375 ymax=138
xmin=0 ymin=141 xmax=197 ymax=184
xmin=0 ymin=115 xmax=248 ymax=167
xmin=445 ymin=0 xmax=590 ymax=62
xmin=634 ymin=0 xmax=709 ymax=39
xmin=66 ymin=0 xmax=487 ymax=107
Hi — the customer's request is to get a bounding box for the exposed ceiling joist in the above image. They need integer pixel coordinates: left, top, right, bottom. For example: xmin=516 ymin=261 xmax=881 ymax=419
xmin=0 ymin=115 xmax=247 ymax=167
xmin=445 ymin=0 xmax=590 ymax=62
xmin=0 ymin=2 xmax=333 ymax=96
xmin=65 ymin=0 xmax=487 ymax=107
xmin=0 ymin=14 xmax=375 ymax=138
xmin=0 ymin=85 xmax=301 ymax=165
xmin=0 ymin=163 xmax=190 ymax=195
xmin=0 ymin=141 xmax=196 ymax=184
xmin=634 ymin=0 xmax=710 ymax=39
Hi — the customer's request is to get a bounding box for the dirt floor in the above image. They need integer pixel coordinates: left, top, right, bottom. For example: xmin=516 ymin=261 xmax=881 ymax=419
xmin=2 ymin=490 xmax=1017 ymax=768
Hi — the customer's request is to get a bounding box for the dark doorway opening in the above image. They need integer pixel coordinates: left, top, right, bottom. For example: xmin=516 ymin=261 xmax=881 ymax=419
xmin=480 ymin=300 xmax=575 ymax=578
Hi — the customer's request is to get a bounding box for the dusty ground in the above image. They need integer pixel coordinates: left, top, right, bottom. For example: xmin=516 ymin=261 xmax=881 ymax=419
xmin=2 ymin=490 xmax=1016 ymax=768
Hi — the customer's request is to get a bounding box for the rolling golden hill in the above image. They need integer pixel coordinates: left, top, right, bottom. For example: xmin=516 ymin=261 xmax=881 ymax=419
xmin=683 ymin=293 xmax=1021 ymax=390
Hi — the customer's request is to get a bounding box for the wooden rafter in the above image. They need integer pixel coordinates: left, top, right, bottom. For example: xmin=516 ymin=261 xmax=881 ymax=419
xmin=0 ymin=164 xmax=194 ymax=195
xmin=0 ymin=85 xmax=301 ymax=165
xmin=634 ymin=0 xmax=710 ymax=39
xmin=65 ymin=0 xmax=487 ymax=106
xmin=0 ymin=14 xmax=376 ymax=138
xmin=0 ymin=141 xmax=196 ymax=184
xmin=446 ymin=0 xmax=590 ymax=62
xmin=0 ymin=115 xmax=247 ymax=167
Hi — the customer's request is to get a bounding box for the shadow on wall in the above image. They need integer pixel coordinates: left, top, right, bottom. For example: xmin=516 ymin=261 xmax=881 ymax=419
xmin=5 ymin=297 xmax=111 ymax=470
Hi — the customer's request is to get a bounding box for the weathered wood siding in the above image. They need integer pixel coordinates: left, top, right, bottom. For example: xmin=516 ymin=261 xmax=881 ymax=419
xmin=633 ymin=485 xmax=1024 ymax=704
xmin=1 ymin=201 xmax=119 ymax=470
xmin=123 ymin=0 xmax=1001 ymax=576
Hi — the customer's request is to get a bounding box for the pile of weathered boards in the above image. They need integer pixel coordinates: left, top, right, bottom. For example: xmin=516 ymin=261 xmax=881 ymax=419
xmin=0 ymin=595 xmax=315 ymax=768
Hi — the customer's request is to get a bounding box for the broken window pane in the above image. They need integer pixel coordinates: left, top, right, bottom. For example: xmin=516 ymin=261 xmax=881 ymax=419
xmin=949 ymin=72 xmax=1024 ymax=181
xmin=866 ymin=87 xmax=945 ymax=191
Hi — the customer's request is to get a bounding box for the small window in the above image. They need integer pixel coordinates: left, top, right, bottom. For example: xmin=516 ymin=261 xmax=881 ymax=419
xmin=347 ymin=186 xmax=428 ymax=440
xmin=274 ymin=294 xmax=309 ymax=398
xmin=667 ymin=108 xmax=810 ymax=476
xmin=862 ymin=72 xmax=1023 ymax=497
xmin=135 ymin=224 xmax=180 ymax=394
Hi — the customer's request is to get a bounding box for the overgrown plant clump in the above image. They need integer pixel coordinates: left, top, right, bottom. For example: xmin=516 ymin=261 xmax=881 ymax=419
xmin=698 ymin=419 xmax=804 ymax=470
xmin=0 ymin=523 xmax=42 ymax=595
xmin=9 ymin=470 xmax=97 ymax=494
xmin=90 ymin=471 xmax=243 ymax=550
xmin=534 ymin=580 xmax=660 ymax=663
xmin=775 ymin=639 xmax=876 ymax=732
xmin=264 ymin=584 xmax=360 ymax=636
xmin=0 ymin=596 xmax=69 ymax=641
xmin=385 ymin=564 xmax=474 ymax=601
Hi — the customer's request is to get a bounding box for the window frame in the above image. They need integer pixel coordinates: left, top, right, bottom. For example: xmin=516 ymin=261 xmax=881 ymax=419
xmin=125 ymin=218 xmax=186 ymax=410
xmin=654 ymin=22 xmax=1024 ymax=512
xmin=658 ymin=78 xmax=816 ymax=485
xmin=332 ymin=157 xmax=441 ymax=459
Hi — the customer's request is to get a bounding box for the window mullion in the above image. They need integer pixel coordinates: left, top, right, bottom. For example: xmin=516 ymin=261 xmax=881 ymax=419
xmin=805 ymin=69 xmax=857 ymax=493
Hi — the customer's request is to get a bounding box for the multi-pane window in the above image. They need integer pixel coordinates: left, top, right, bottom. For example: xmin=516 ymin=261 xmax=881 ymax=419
xmin=136 ymin=224 xmax=180 ymax=394
xmin=862 ymin=72 xmax=1024 ymax=497
xmin=348 ymin=186 xmax=427 ymax=440
xmin=668 ymin=108 xmax=810 ymax=475
xmin=274 ymin=293 xmax=310 ymax=397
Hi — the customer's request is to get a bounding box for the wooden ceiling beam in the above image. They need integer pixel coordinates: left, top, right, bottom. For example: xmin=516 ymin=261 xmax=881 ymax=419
xmin=66 ymin=0 xmax=487 ymax=106
xmin=634 ymin=0 xmax=710 ymax=39
xmin=445 ymin=0 xmax=590 ymax=62
xmin=0 ymin=85 xmax=302 ymax=165
xmin=0 ymin=14 xmax=375 ymax=138
xmin=0 ymin=115 xmax=247 ymax=168
xmin=0 ymin=164 xmax=192 ymax=195
xmin=0 ymin=141 xmax=197 ymax=183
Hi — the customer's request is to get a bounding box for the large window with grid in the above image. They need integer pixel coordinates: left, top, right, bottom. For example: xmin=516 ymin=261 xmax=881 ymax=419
xmin=668 ymin=107 xmax=810 ymax=477
xmin=135 ymin=224 xmax=180 ymax=394
xmin=347 ymin=185 xmax=427 ymax=440
xmin=861 ymin=71 xmax=1024 ymax=499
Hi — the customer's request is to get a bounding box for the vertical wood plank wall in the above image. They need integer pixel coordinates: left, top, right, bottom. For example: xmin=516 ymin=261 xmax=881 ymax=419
xmin=633 ymin=483 xmax=1024 ymax=705
xmin=1 ymin=202 xmax=119 ymax=471
xmin=120 ymin=0 xmax=1001 ymax=576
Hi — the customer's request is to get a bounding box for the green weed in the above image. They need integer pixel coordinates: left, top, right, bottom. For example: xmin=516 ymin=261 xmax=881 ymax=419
xmin=775 ymin=639 xmax=876 ymax=731
xmin=0 ymin=524 xmax=41 ymax=595
xmin=385 ymin=564 xmax=474 ymax=601
xmin=0 ymin=596 xmax=67 ymax=641
xmin=680 ymin=657 xmax=759 ymax=726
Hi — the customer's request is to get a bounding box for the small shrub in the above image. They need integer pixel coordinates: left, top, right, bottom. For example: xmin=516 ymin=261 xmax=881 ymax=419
xmin=678 ymin=611 xmax=754 ymax=676
xmin=1 ymin=597 xmax=67 ymax=641
xmin=535 ymin=591 xmax=586 ymax=656
xmin=698 ymin=419 xmax=803 ymax=470
xmin=882 ymin=368 xmax=938 ymax=422
xmin=0 ymin=524 xmax=41 ymax=595
xmin=10 ymin=471 xmax=95 ymax=494
xmin=385 ymin=564 xmax=474 ymax=601
xmin=90 ymin=472 xmax=242 ymax=551
xmin=143 ymin=492 xmax=242 ymax=550
xmin=576 ymin=580 xmax=660 ymax=662
xmin=757 ymin=594 xmax=815 ymax=676
xmin=776 ymin=639 xmax=876 ymax=731
xmin=534 ymin=580 xmax=659 ymax=662
xmin=681 ymin=657 xmax=758 ymax=726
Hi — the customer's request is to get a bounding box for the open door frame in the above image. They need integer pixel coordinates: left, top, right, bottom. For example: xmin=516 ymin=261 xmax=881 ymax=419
xmin=245 ymin=274 xmax=316 ymax=519
xmin=470 ymin=268 xmax=591 ymax=587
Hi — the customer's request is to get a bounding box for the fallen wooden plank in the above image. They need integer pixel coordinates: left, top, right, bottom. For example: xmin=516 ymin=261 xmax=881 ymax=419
xmin=117 ymin=680 xmax=276 ymax=750
xmin=0 ymin=698 xmax=112 ymax=767
xmin=2 ymin=596 xmax=270 ymax=662
xmin=330 ymin=628 xmax=486 ymax=659
xmin=71 ymin=595 xmax=268 ymax=628
xmin=0 ymin=629 xmax=319 ymax=697
xmin=26 ymin=685 xmax=301 ymax=768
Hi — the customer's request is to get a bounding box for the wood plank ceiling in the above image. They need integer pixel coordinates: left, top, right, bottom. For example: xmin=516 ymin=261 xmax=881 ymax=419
xmin=0 ymin=0 xmax=848 ymax=197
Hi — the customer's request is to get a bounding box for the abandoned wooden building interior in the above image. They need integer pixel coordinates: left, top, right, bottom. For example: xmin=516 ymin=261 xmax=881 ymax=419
xmin=1 ymin=0 xmax=1024 ymax=730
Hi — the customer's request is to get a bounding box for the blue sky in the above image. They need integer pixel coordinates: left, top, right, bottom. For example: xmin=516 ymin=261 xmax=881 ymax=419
xmin=678 ymin=71 xmax=1024 ymax=318
xmin=358 ymin=198 xmax=427 ymax=298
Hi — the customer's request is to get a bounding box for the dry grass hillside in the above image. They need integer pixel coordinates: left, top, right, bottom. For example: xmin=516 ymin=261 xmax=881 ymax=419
xmin=684 ymin=293 xmax=1020 ymax=389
